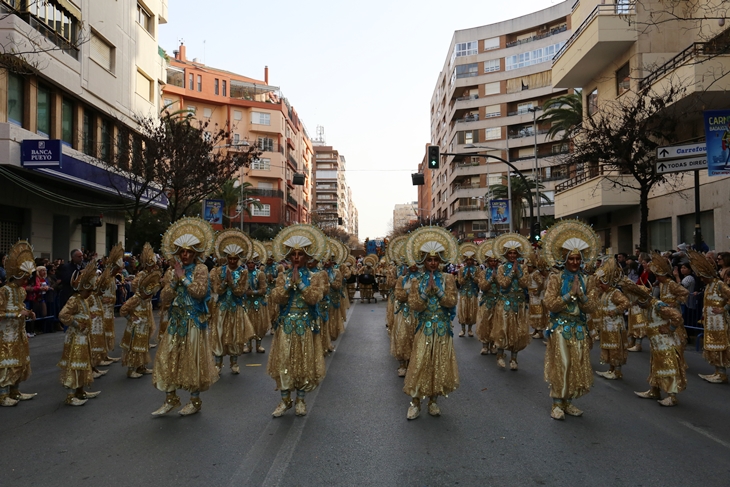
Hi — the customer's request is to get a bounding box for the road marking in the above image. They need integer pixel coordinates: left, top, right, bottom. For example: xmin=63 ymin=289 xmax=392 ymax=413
xmin=679 ymin=421 xmax=730 ymax=449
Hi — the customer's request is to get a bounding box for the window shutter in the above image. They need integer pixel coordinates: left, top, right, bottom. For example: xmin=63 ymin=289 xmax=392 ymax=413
xmin=90 ymin=34 xmax=112 ymax=71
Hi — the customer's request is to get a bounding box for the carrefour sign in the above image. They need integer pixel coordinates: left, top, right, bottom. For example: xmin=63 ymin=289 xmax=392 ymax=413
xmin=21 ymin=139 xmax=63 ymax=168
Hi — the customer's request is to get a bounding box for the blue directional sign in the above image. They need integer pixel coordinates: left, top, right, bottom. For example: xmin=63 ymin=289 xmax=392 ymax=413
xmin=703 ymin=110 xmax=730 ymax=177
xmin=21 ymin=139 xmax=63 ymax=168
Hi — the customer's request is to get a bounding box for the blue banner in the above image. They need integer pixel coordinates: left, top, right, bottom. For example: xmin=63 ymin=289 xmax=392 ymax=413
xmin=21 ymin=139 xmax=63 ymax=168
xmin=203 ymin=199 xmax=224 ymax=230
xmin=703 ymin=110 xmax=730 ymax=177
xmin=490 ymin=199 xmax=510 ymax=224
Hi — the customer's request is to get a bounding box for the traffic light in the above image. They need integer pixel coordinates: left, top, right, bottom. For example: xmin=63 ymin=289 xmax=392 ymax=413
xmin=427 ymin=145 xmax=440 ymax=169
xmin=531 ymin=222 xmax=541 ymax=242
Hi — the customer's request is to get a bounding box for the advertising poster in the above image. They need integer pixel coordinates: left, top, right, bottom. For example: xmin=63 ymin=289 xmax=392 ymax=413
xmin=703 ymin=109 xmax=730 ymax=177
xmin=490 ymin=199 xmax=510 ymax=225
xmin=203 ymin=199 xmax=224 ymax=230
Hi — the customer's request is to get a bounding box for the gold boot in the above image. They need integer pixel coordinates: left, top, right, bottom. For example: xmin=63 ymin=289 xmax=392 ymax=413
xmin=152 ymin=393 xmax=181 ymax=415
xmin=179 ymin=396 xmax=202 ymax=416
xmin=272 ymin=397 xmax=293 ymax=417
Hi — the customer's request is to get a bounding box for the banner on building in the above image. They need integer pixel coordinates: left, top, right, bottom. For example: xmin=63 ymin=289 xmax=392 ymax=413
xmin=202 ymin=199 xmax=224 ymax=230
xmin=490 ymin=199 xmax=510 ymax=224
xmin=21 ymin=139 xmax=63 ymax=168
xmin=703 ymin=109 xmax=730 ymax=177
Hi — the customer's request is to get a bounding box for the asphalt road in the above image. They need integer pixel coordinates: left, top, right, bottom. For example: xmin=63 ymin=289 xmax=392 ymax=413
xmin=2 ymin=296 xmax=730 ymax=487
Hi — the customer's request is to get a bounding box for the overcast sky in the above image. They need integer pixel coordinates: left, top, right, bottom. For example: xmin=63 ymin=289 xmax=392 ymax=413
xmin=159 ymin=0 xmax=559 ymax=239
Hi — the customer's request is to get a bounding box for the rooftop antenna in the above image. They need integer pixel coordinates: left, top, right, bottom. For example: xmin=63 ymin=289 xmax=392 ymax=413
xmin=316 ymin=125 xmax=326 ymax=144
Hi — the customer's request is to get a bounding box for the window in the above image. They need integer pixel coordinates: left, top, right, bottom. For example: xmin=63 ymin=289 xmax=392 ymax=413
xmin=214 ymin=79 xmax=219 ymax=95
xmin=251 ymin=112 xmax=271 ymax=125
xmin=616 ymin=62 xmax=630 ymax=95
xmin=483 ymin=37 xmax=500 ymax=51
xmin=188 ymin=72 xmax=193 ymax=90
xmin=485 ymin=127 xmax=501 ymax=140
xmin=257 ymin=137 xmax=274 ymax=152
xmin=616 ymin=0 xmax=632 ymax=14
xmin=251 ymin=204 xmax=270 ymax=217
xmin=61 ymin=98 xmax=73 ymax=145
xmin=484 ymin=104 xmax=500 ymax=118
xmin=28 ymin=0 xmax=79 ymax=45
xmin=136 ymin=70 xmax=153 ymax=102
xmin=552 ymin=143 xmax=568 ymax=154
xmin=484 ymin=81 xmax=500 ymax=95
xmin=222 ymin=80 xmax=227 ymax=97
xmin=455 ymin=41 xmax=478 ymax=57
xmin=203 ymin=107 xmax=212 ymax=118
xmin=251 ymin=158 xmax=271 ymax=172
xmin=505 ymin=41 xmax=566 ymax=70
xmin=648 ymin=218 xmax=672 ymax=251
xmin=7 ymin=73 xmax=24 ymax=126
xmin=472 ymin=221 xmax=488 ymax=231
xmin=587 ymin=88 xmax=598 ymax=116
xmin=197 ymin=75 xmax=202 ymax=91
xmin=82 ymin=110 xmax=94 ymax=156
xmin=232 ymin=133 xmax=240 ymax=145
xmin=233 ymin=110 xmax=242 ymax=121
xmin=100 ymin=119 xmax=111 ymax=162
xmin=257 ymin=182 xmax=274 ymax=190
xmin=203 ymin=131 xmax=211 ymax=143
xmin=136 ymin=3 xmax=153 ymax=35
xmin=457 ymin=130 xmax=479 ymax=144
xmin=90 ymin=32 xmax=113 ymax=72
xmin=517 ymin=102 xmax=534 ymax=114
xmin=456 ymin=63 xmax=478 ymax=79
xmin=541 ymin=191 xmax=555 ymax=206
xmin=37 ymin=85 xmax=50 ymax=136
xmin=484 ymin=59 xmax=500 ymax=73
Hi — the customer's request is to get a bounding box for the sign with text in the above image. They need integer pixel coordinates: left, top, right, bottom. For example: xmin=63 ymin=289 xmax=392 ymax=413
xmin=21 ymin=139 xmax=63 ymax=168
xmin=490 ymin=199 xmax=510 ymax=225
xmin=202 ymin=199 xmax=224 ymax=230
xmin=703 ymin=109 xmax=730 ymax=177
xmin=656 ymin=142 xmax=706 ymax=160
xmin=656 ymin=156 xmax=707 ymax=174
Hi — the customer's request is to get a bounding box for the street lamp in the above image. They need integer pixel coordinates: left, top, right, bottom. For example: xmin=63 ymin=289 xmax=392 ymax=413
xmin=464 ymin=144 xmax=514 ymax=233
xmin=527 ymin=107 xmax=542 ymax=230
xmin=231 ymin=179 xmax=259 ymax=231
xmin=412 ymin=207 xmax=432 ymax=226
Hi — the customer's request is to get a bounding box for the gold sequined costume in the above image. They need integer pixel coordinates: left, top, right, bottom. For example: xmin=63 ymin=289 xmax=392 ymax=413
xmin=58 ymin=294 xmax=94 ymax=390
xmin=0 ymin=283 xmax=32 ymax=390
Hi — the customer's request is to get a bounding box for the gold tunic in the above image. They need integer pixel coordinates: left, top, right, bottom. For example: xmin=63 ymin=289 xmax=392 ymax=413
xmin=543 ymin=271 xmax=597 ymax=399
xmin=597 ymin=288 xmax=630 ymax=367
xmin=310 ymin=270 xmax=332 ymax=353
xmin=390 ymin=270 xmax=421 ymax=362
xmin=475 ymin=267 xmax=499 ymax=343
xmin=326 ymin=267 xmax=345 ymax=341
xmin=627 ymin=292 xmax=648 ymax=339
xmin=87 ymin=293 xmax=107 ymax=366
xmin=119 ymin=294 xmax=153 ymax=368
xmin=210 ymin=266 xmax=255 ymax=356
xmin=57 ymin=294 xmax=94 ymax=389
xmin=700 ymin=279 xmax=730 ymax=367
xmin=645 ymin=302 xmax=687 ymax=394
xmin=0 ymin=284 xmax=31 ymax=387
xmin=97 ymin=268 xmax=118 ymax=351
xmin=244 ymin=268 xmax=269 ymax=340
xmin=528 ymin=270 xmax=548 ymax=331
xmin=457 ymin=266 xmax=479 ymax=326
xmin=490 ymin=262 xmax=530 ymax=352
xmin=660 ymin=280 xmax=689 ymax=345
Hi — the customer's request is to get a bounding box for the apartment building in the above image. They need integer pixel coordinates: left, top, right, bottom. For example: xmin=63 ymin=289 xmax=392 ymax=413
xmin=0 ymin=0 xmax=168 ymax=259
xmin=551 ymin=0 xmax=730 ymax=252
xmin=426 ymin=1 xmax=573 ymax=241
xmin=312 ymin=142 xmax=358 ymax=236
xmin=162 ymin=44 xmax=313 ymax=233
xmin=347 ymin=187 xmax=359 ymax=239
xmin=393 ymin=202 xmax=418 ymax=231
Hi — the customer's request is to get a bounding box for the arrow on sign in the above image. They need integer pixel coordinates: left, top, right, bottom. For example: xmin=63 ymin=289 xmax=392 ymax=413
xmin=659 ymin=149 xmax=669 ymax=157
xmin=658 ymin=163 xmax=667 ymax=171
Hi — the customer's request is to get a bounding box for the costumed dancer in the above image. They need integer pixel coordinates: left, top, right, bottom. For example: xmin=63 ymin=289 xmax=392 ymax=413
xmin=622 ymin=278 xmax=687 ymax=406
xmin=490 ymin=233 xmax=532 ymax=371
xmin=267 ymin=224 xmax=327 ymax=417
xmin=58 ymin=262 xmax=101 ymax=406
xmin=650 ymin=251 xmax=689 ymax=346
xmin=151 ymin=217 xmax=218 ymax=416
xmin=209 ymin=229 xmax=256 ymax=374
xmin=594 ymin=258 xmax=630 ymax=380
xmin=541 ymin=220 xmax=600 ymax=420
xmin=88 ymin=270 xmax=109 ymax=380
xmin=307 ymin=253 xmax=331 ymax=355
xmin=385 ymin=237 xmax=407 ymax=333
xmin=244 ymin=240 xmax=270 ymax=354
xmin=325 ymin=238 xmax=346 ymax=344
xmin=263 ymin=242 xmax=281 ymax=334
xmin=0 ymin=241 xmax=37 ymax=406
xmin=403 ymin=226 xmax=459 ymax=420
xmin=391 ymin=246 xmax=421 ymax=377
xmin=358 ymin=256 xmax=377 ymax=303
xmin=687 ymin=250 xmax=730 ymax=384
xmin=475 ymin=239 xmax=498 ymax=355
xmin=345 ymin=255 xmax=358 ymax=302
xmin=339 ymin=251 xmax=351 ymax=319
xmin=120 ymin=270 xmax=161 ymax=378
xmin=626 ymin=277 xmax=649 ymax=352
xmin=527 ymin=253 xmax=550 ymax=339
xmin=132 ymin=243 xmax=160 ymax=348
xmin=97 ymin=243 xmax=124 ymax=362
xmin=457 ymin=243 xmax=479 ymax=338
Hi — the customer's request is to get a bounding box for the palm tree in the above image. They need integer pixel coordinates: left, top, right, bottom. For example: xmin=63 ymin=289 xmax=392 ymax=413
xmin=537 ymin=92 xmax=583 ymax=141
xmin=212 ymin=179 xmax=262 ymax=228
xmin=488 ymin=176 xmax=551 ymax=231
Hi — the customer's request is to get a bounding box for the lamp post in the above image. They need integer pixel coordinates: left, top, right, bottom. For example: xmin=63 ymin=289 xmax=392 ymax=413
xmin=463 ymin=144 xmax=518 ymax=233
xmin=231 ymin=179 xmax=259 ymax=231
xmin=527 ymin=106 xmax=542 ymax=229
xmin=412 ymin=207 xmax=432 ymax=226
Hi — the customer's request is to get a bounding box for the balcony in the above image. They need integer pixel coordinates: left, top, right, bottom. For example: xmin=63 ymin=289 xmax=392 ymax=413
xmin=552 ymin=4 xmax=637 ymax=88
xmin=554 ymin=166 xmax=639 ymax=218
xmin=287 ymin=194 xmax=298 ymax=208
xmin=505 ymin=24 xmax=568 ymax=49
xmin=455 ymin=114 xmax=480 ymax=124
xmin=249 ymin=188 xmax=284 ymax=199
xmin=287 ymin=154 xmax=298 ymax=170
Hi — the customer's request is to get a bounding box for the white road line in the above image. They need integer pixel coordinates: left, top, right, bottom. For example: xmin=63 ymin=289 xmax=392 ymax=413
xmin=679 ymin=420 xmax=730 ymax=450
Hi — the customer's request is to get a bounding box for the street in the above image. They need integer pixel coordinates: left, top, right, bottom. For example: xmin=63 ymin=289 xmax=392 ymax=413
xmin=2 ymin=297 xmax=730 ymax=487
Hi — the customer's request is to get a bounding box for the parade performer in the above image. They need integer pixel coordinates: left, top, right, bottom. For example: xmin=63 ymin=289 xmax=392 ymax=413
xmin=541 ymin=220 xmax=600 ymax=420
xmin=97 ymin=243 xmax=124 ymax=361
xmin=325 ymin=238 xmax=346 ymax=343
xmin=621 ymin=279 xmax=687 ymax=406
xmin=457 ymin=243 xmax=479 ymax=338
xmin=88 ymin=273 xmax=109 ymax=379
xmin=344 ymin=255 xmax=358 ymax=302
xmin=594 ymin=258 xmax=630 ymax=380
xmin=120 ymin=270 xmax=161 ymax=378
xmin=0 ymin=241 xmax=37 ymax=406
xmin=339 ymin=245 xmax=352 ymax=320
xmin=476 ymin=239 xmax=499 ymax=355
xmin=650 ymin=251 xmax=689 ymax=346
xmin=688 ymin=250 xmax=730 ymax=384
xmin=209 ymin=229 xmax=255 ymax=374
xmin=626 ymin=272 xmax=650 ymax=353
xmin=132 ymin=243 xmax=159 ymax=348
xmin=263 ymin=242 xmax=281 ymax=332
xmin=358 ymin=255 xmax=378 ymax=303
xmin=391 ymin=244 xmax=421 ymax=377
xmin=527 ymin=253 xmax=550 ymax=339
xmin=403 ymin=226 xmax=459 ymax=420
xmin=307 ymin=253 xmax=332 ymax=355
xmin=58 ymin=262 xmax=101 ymax=406
xmin=490 ymin=233 xmax=532 ymax=370
xmin=386 ymin=236 xmax=407 ymax=333
xmin=244 ymin=240 xmax=270 ymax=354
xmin=152 ymin=217 xmax=218 ymax=416
xmin=268 ymin=224 xmax=327 ymax=417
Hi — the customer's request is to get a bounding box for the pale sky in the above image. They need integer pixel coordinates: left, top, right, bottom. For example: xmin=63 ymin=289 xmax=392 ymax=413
xmin=159 ymin=0 xmax=559 ymax=239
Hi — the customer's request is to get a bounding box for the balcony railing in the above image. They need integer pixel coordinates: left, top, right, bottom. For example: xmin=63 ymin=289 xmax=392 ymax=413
xmin=555 ymin=165 xmax=606 ymax=194
xmin=455 ymin=161 xmax=480 ymax=168
xmin=456 ymin=114 xmax=480 ymax=123
xmin=249 ymin=188 xmax=284 ymax=198
xmin=508 ymin=128 xmax=550 ymax=140
xmin=287 ymin=154 xmax=298 ymax=170
xmin=639 ymin=41 xmax=730 ymax=91
xmin=19 ymin=13 xmax=80 ymax=60
xmin=456 ymin=94 xmax=479 ymax=102
xmin=453 ymin=181 xmax=480 ymax=190
xmin=287 ymin=195 xmax=298 ymax=207
xmin=456 ymin=205 xmax=480 ymax=212
xmin=505 ymin=24 xmax=568 ymax=49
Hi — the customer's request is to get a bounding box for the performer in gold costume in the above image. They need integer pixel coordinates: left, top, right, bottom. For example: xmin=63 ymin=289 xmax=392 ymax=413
xmin=358 ymin=255 xmax=378 ymax=303
xmin=594 ymin=258 xmax=630 ymax=380
xmin=58 ymin=262 xmax=102 ymax=406
xmin=152 ymin=217 xmax=218 ymax=416
xmin=527 ymin=253 xmax=550 ymax=340
xmin=267 ymin=224 xmax=327 ymax=417
xmin=0 ymin=241 xmax=37 ymax=406
xmin=385 ymin=236 xmax=406 ymax=333
xmin=391 ymin=240 xmax=420 ymax=377
xmin=456 ymin=243 xmax=479 ymax=338
xmin=209 ymin=229 xmax=255 ymax=374
xmin=325 ymin=238 xmax=346 ymax=344
xmin=650 ymin=251 xmax=689 ymax=346
xmin=403 ymin=226 xmax=459 ymax=420
xmin=132 ymin=243 xmax=159 ymax=348
xmin=688 ymin=250 xmax=730 ymax=384
xmin=475 ymin=240 xmax=499 ymax=355
xmin=490 ymin=233 xmax=532 ymax=371
xmin=541 ymin=220 xmax=600 ymax=420
xmin=263 ymin=242 xmax=281 ymax=333
xmin=244 ymin=240 xmax=270 ymax=354
xmin=120 ymin=270 xmax=161 ymax=378
xmin=97 ymin=243 xmax=124 ymax=361
xmin=344 ymin=255 xmax=358 ymax=302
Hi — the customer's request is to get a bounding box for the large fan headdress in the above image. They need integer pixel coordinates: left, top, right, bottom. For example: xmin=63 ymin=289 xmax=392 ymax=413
xmin=161 ymin=217 xmax=215 ymax=261
xmin=272 ymin=224 xmax=327 ymax=262
xmin=542 ymin=219 xmax=600 ymax=268
xmin=405 ymin=226 xmax=458 ymax=266
xmin=5 ymin=240 xmax=35 ymax=280
xmin=493 ymin=232 xmax=533 ymax=263
xmin=214 ymin=229 xmax=253 ymax=262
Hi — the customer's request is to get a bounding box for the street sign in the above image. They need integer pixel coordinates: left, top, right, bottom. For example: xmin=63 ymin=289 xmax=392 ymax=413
xmin=656 ymin=143 xmax=706 ymax=161
xmin=656 ymin=156 xmax=707 ymax=174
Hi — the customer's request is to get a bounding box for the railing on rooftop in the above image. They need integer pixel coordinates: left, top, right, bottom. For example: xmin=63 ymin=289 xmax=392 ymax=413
xmin=555 ymin=165 xmax=606 ymax=194
xmin=639 ymin=41 xmax=730 ymax=91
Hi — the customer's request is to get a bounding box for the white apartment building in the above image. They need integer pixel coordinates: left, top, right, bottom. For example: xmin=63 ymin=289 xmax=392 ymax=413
xmin=393 ymin=202 xmax=417 ymax=231
xmin=312 ymin=142 xmax=358 ymax=236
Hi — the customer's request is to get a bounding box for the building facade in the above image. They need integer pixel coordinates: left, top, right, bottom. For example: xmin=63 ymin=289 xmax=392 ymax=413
xmin=426 ymin=1 xmax=573 ymax=241
xmin=312 ymin=141 xmax=358 ymax=238
xmin=392 ymin=202 xmax=417 ymax=232
xmin=0 ymin=0 xmax=168 ymax=259
xmin=551 ymin=0 xmax=730 ymax=252
xmin=162 ymin=44 xmax=313 ymax=233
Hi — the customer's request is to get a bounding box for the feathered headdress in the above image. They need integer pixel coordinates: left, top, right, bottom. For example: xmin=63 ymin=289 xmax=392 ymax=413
xmin=5 ymin=240 xmax=35 ymax=280
xmin=138 ymin=270 xmax=162 ymax=297
xmin=71 ymin=262 xmax=98 ymax=291
xmin=648 ymin=251 xmax=672 ymax=277
xmin=687 ymin=249 xmax=717 ymax=279
xmin=138 ymin=242 xmax=155 ymax=268
xmin=596 ymin=257 xmax=622 ymax=286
